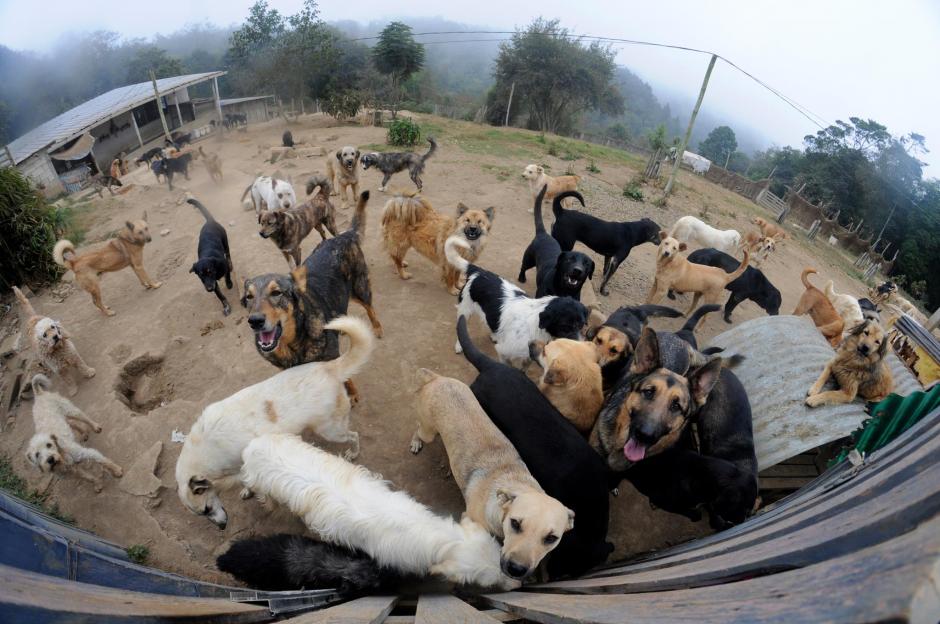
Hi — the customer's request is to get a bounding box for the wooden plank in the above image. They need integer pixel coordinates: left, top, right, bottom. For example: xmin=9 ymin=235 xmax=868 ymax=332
xmin=759 ymin=476 xmax=816 ymax=490
xmin=0 ymin=563 xmax=268 ymax=623
xmin=477 ymin=609 xmax=521 ymax=621
xmin=483 ymin=517 xmax=940 ymax=623
xmin=759 ymin=464 xmax=819 ymax=478
xmin=415 ymin=595 xmax=501 ymax=623
xmin=284 ymin=596 xmax=398 ymax=624
xmin=779 ymin=453 xmax=818 ymax=465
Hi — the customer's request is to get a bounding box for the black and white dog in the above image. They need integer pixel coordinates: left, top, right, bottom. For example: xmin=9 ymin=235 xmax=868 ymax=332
xmin=360 ymin=137 xmax=437 ymax=191
xmin=447 ymin=236 xmax=588 ymax=370
xmin=154 ymin=153 xmax=193 ymax=190
xmin=518 ymin=187 xmax=595 ymax=300
xmin=187 ymin=198 xmax=235 ymax=316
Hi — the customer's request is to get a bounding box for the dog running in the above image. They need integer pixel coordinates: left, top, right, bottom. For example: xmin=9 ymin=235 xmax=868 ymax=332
xmin=188 ymin=198 xmax=236 ymax=316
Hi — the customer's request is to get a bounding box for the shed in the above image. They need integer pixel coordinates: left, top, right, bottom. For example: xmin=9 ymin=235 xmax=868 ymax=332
xmin=220 ymin=95 xmax=275 ymax=124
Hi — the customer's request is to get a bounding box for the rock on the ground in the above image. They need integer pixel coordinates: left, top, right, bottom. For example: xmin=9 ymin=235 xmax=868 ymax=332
xmin=160 ymin=229 xmax=171 ymax=237
xmin=119 ymin=441 xmax=163 ymax=498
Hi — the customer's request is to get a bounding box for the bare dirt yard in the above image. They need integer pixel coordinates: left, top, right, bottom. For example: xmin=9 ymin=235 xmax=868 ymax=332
xmin=0 ymin=113 xmax=873 ymax=583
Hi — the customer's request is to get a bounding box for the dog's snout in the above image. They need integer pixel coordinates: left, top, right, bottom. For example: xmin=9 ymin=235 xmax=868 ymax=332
xmin=248 ymin=314 xmax=266 ymax=330
xmin=504 ymin=560 xmax=529 ymax=579
xmin=47 ymin=456 xmax=56 ymax=466
xmin=858 ymin=344 xmax=870 ymax=355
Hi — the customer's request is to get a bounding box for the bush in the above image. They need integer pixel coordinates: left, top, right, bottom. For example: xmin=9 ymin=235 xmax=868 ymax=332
xmin=126 ymin=544 xmax=150 ymax=565
xmin=322 ymin=92 xmax=363 ymax=122
xmin=547 ymin=142 xmax=559 ymax=157
xmin=586 ymin=159 xmax=601 ymax=174
xmin=387 ymin=118 xmax=421 ymax=146
xmin=0 ymin=168 xmax=64 ymax=291
xmin=623 ymin=178 xmax=644 ymax=202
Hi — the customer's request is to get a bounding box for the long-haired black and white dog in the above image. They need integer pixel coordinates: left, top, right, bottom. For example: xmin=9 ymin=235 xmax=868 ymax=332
xmin=360 ymin=137 xmax=437 ymax=191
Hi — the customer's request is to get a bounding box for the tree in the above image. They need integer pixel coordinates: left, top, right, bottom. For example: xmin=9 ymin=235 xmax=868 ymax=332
xmin=698 ymin=125 xmax=738 ymax=164
xmin=125 ymin=46 xmax=184 ymax=83
xmin=372 ymin=22 xmax=425 ymax=116
xmin=225 ymin=1 xmax=286 ymax=95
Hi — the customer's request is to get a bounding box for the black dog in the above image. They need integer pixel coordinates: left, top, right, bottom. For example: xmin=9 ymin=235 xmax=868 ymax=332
xmin=157 ymin=153 xmax=193 ymax=190
xmin=187 ymin=198 xmax=234 ymax=316
xmin=135 ymin=147 xmax=163 ymax=167
xmin=282 ymin=130 xmax=294 ymax=147
xmin=550 ymin=195 xmax=660 ymax=296
xmin=672 ymin=248 xmax=781 ymax=322
xmin=518 ymin=187 xmax=594 ymax=300
xmin=457 ymin=316 xmax=613 ymax=579
xmin=360 ymin=137 xmax=437 ymax=191
xmin=168 ymin=131 xmax=192 ymax=148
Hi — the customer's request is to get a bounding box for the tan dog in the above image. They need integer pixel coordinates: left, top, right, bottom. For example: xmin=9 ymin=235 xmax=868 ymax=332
xmin=741 ymin=231 xmax=776 ymax=266
xmin=793 ymin=269 xmax=844 ymax=346
xmin=198 ymin=146 xmax=223 ymax=182
xmin=52 ymin=213 xmax=161 ymax=316
xmin=870 ymin=281 xmax=928 ymax=325
xmin=752 ymin=216 xmax=788 ymax=240
xmin=381 ymin=193 xmax=494 ymax=295
xmin=522 ymin=164 xmax=580 ymax=213
xmin=646 ymin=233 xmax=749 ymax=322
xmin=326 ymin=146 xmax=360 ymax=206
xmin=806 ymin=320 xmax=893 ymax=406
xmin=530 ymin=339 xmax=604 ymax=434
xmin=13 ymin=287 xmax=95 ymax=396
xmin=590 ymin=326 xmax=632 ymax=367
xmin=411 ymin=368 xmax=574 ymax=580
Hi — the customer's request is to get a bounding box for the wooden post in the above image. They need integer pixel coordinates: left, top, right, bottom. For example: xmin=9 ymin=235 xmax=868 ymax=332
xmin=927 ymin=307 xmax=940 ymax=332
xmin=875 ymin=202 xmax=898 ymax=244
xmin=173 ymin=96 xmax=184 ymax=128
xmin=130 ymin=111 xmax=144 ymax=148
xmin=664 ymin=54 xmax=717 ymax=199
xmin=725 ymin=150 xmax=732 ymax=169
xmin=149 ymin=70 xmax=172 ymax=141
xmin=504 ymin=82 xmax=515 ymax=127
xmin=212 ymin=77 xmax=223 ymax=124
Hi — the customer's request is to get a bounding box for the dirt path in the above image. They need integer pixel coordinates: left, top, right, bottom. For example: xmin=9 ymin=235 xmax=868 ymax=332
xmin=0 ymin=114 xmax=871 ymax=582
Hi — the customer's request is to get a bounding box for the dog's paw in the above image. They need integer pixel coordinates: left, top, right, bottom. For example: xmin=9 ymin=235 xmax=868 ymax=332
xmin=239 ymin=487 xmax=254 ymax=500
xmin=599 ymin=288 xmax=610 ymax=297
xmin=67 ymin=387 xmax=79 ymax=398
xmin=401 ymin=260 xmax=409 ymax=268
xmin=112 ymin=466 xmax=124 ymax=478
xmin=724 ymin=316 xmax=733 ymax=324
xmin=105 ymin=308 xmax=117 ymax=317
xmin=805 ymin=395 xmax=821 ymax=407
xmin=372 ymin=325 xmax=384 ymax=339
xmin=454 ymin=341 xmax=464 ymax=354
xmin=410 ymin=436 xmax=423 ymax=454
xmin=93 ymin=482 xmax=103 ymax=493
xmin=149 ymin=281 xmax=163 ymax=290
xmin=342 ymin=449 xmax=360 ymax=461
xmin=399 ymin=271 xmax=413 ymax=280
xmin=93 ymin=423 xmax=103 ymax=433
xmin=222 ymin=302 xmax=232 ymax=317
xmin=448 ymin=286 xmax=459 ymax=296
xmin=85 ymin=368 xmax=96 ymax=378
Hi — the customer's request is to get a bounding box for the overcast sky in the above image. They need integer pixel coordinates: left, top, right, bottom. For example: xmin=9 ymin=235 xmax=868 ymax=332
xmin=2 ymin=0 xmax=938 ymax=175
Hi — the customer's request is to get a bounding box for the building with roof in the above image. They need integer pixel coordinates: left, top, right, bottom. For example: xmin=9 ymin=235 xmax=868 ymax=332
xmin=1 ymin=71 xmax=226 ymax=195
xmin=219 ymin=95 xmax=275 ymax=124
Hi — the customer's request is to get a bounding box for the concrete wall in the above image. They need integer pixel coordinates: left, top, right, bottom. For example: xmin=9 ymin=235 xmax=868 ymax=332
xmin=222 ymin=100 xmax=271 ymax=124
xmin=17 ymin=152 xmax=64 ymax=197
xmin=90 ymin=111 xmax=141 ymax=168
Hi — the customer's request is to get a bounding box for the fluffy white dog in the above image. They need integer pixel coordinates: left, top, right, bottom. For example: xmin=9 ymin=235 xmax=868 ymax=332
xmin=669 ymin=215 xmax=741 ymax=253
xmin=26 ymin=374 xmax=122 ymax=492
xmin=824 ymin=281 xmax=865 ymax=331
xmin=175 ymin=315 xmax=373 ymax=528
xmin=242 ymin=175 xmax=297 ymax=220
xmin=240 ymin=433 xmax=519 ymax=590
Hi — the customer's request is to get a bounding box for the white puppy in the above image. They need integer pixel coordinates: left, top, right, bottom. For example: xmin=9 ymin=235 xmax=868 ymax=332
xmin=445 ymin=237 xmax=588 ymax=370
xmin=669 ymin=215 xmax=741 ymax=253
xmin=26 ymin=375 xmax=122 ymax=492
xmin=240 ymin=433 xmax=519 ymax=590
xmin=175 ymin=315 xmax=373 ymax=528
xmin=241 ymin=175 xmax=297 ymax=220
xmin=824 ymin=281 xmax=865 ymax=331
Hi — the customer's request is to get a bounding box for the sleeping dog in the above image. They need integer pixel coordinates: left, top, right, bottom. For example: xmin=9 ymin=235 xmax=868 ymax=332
xmin=518 ymin=187 xmax=594 ymax=300
xmin=360 ymin=137 xmax=436 ymax=191
xmin=447 ymin=237 xmax=588 ymax=370
xmin=188 ymin=199 xmax=235 ymax=316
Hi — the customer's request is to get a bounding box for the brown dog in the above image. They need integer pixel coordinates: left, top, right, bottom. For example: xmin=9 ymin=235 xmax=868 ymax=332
xmin=198 ymin=146 xmax=223 ymax=182
xmin=752 ymin=216 xmax=788 ymax=240
xmin=646 ymin=233 xmax=749 ymax=323
xmin=522 ymin=164 xmax=580 ymax=213
xmin=381 ymin=193 xmax=494 ymax=295
xmin=530 ymin=339 xmax=604 ymax=435
xmin=793 ymin=268 xmax=844 ymax=346
xmin=806 ymin=320 xmax=893 ymax=406
xmin=259 ymin=175 xmax=339 ymax=268
xmin=52 ymin=213 xmax=161 ymax=316
xmin=326 ymin=146 xmax=360 ymax=206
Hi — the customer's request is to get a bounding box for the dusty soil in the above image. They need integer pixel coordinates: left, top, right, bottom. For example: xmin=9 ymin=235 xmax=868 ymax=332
xmin=0 ymin=113 xmax=871 ymax=583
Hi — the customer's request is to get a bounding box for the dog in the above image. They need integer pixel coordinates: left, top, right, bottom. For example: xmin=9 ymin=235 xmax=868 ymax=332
xmin=793 ymin=269 xmax=844 ymax=346
xmin=169 ymin=131 xmax=192 ymax=148
xmin=135 ymin=147 xmax=163 ymax=167
xmin=678 ymin=248 xmax=782 ymax=323
xmin=870 ymin=281 xmax=927 ymax=324
xmin=382 ymin=193 xmax=494 ymax=295
xmin=518 ymin=187 xmax=594 ymax=300
xmin=521 ymin=164 xmax=580 ymax=213
xmin=360 ymin=137 xmax=437 ymax=191
xmin=806 ymin=319 xmax=893 ymax=406
xmin=217 ymin=534 xmax=412 ymax=593
xmin=242 ymin=175 xmax=298 ymax=221
xmin=326 ymin=146 xmax=360 ymax=206
xmin=157 ymin=153 xmax=193 ymax=190
xmin=282 ymin=130 xmax=294 ymax=148
xmin=198 ymin=147 xmax=223 ymax=182
xmin=550 ymin=193 xmax=660 ymax=296
xmin=242 ymin=192 xmax=381 ymax=403
xmin=752 ymin=216 xmax=788 ymax=240
xmin=824 ymin=280 xmax=865 ymax=330
xmin=53 ymin=214 xmax=161 ymax=316
xmin=412 ymin=369 xmax=574 ymax=580
xmin=175 ymin=315 xmax=373 ymax=528
xmin=858 ymin=297 xmax=882 ymax=322
xmin=741 ymin=233 xmax=776 ymax=267
xmin=240 ymin=433 xmax=517 ymax=590
xmin=187 ymin=199 xmax=235 ymax=316
xmin=647 ymin=233 xmax=749 ymax=321
xmin=13 ymin=287 xmax=95 ymax=396
xmin=26 ymin=374 xmax=122 ymax=492
xmin=92 ymin=174 xmax=122 ymax=197
xmin=668 ymin=215 xmax=742 ymax=253
xmin=259 ymin=175 xmax=339 ymax=269
xmin=448 ymin=237 xmax=588 ymax=370
xmin=529 ymin=338 xmax=603 ymax=434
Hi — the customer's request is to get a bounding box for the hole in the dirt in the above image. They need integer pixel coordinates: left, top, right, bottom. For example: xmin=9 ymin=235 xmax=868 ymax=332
xmin=114 ymin=353 xmax=174 ymax=413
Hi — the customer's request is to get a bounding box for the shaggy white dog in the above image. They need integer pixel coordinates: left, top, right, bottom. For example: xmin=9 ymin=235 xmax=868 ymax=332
xmin=242 ymin=175 xmax=297 ymax=220
xmin=824 ymin=281 xmax=865 ymax=331
xmin=175 ymin=315 xmax=373 ymax=528
xmin=669 ymin=215 xmax=741 ymax=253
xmin=240 ymin=433 xmax=519 ymax=590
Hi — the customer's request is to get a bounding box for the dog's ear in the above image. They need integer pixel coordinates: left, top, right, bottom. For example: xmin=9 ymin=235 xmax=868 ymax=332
xmin=483 ymin=206 xmax=495 ymax=222
xmin=291 ymin=265 xmax=308 ymax=295
xmin=528 ymin=340 xmax=546 ymax=363
xmin=188 ymin=476 xmax=210 ymax=495
xmin=125 ymin=221 xmax=135 ymax=232
xmin=630 ymin=327 xmax=661 ymax=375
xmin=566 ymin=508 xmax=575 ymax=531
xmin=536 ymin=165 xmax=544 ymax=174
xmin=849 ymin=321 xmax=868 ymax=337
xmin=659 ymin=230 xmax=668 ymax=240
xmin=271 ymin=177 xmax=277 ymax=190
xmin=679 ymin=242 xmax=688 ymax=251
xmin=878 ymin=333 xmax=889 ymax=358
xmin=355 ymin=149 xmax=360 ymax=160
xmin=335 ymin=149 xmax=342 ymax=161
xmin=688 ymin=358 xmax=723 ymax=407
xmin=456 ymin=202 xmax=469 ymax=216
xmin=50 ymin=433 xmax=58 ymax=446
xmin=189 ymin=263 xmax=196 ymax=274
xmin=240 ymin=280 xmax=251 ymax=308
xmin=496 ymin=489 xmax=516 ymax=509
xmin=586 ymin=257 xmax=595 ymax=280
xmin=585 ymin=325 xmax=600 ymax=340
xmin=543 ymin=366 xmax=566 ymax=386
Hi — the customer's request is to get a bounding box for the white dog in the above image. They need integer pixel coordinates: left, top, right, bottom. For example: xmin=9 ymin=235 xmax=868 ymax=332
xmin=26 ymin=375 xmax=122 ymax=492
xmin=241 ymin=175 xmax=297 ymax=221
xmin=669 ymin=215 xmax=741 ymax=253
xmin=824 ymin=281 xmax=865 ymax=331
xmin=175 ymin=315 xmax=373 ymax=528
xmin=240 ymin=433 xmax=519 ymax=590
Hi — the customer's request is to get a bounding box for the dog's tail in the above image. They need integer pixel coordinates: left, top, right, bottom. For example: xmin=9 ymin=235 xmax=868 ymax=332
xmin=187 ymin=198 xmax=215 ymax=223
xmin=306 ymin=174 xmax=331 ymax=198
xmin=801 ymin=268 xmax=817 ymax=290
xmin=31 ymin=374 xmax=52 ymax=396
xmin=323 ymin=315 xmax=375 ymax=381
xmin=722 ymin=249 xmax=749 ymax=284
xmin=350 ymin=191 xmax=370 ymax=238
xmin=415 ymin=367 xmax=439 ymax=389
xmin=240 ymin=184 xmax=252 ymax=204
xmin=52 ymin=239 xmax=76 ymax=269
xmin=381 ymin=194 xmax=429 ymax=229
xmin=421 ymin=137 xmax=437 ymax=163
xmin=533 ymin=185 xmax=548 ymax=234
xmin=633 ymin=304 xmax=684 ymax=323
xmin=457 ymin=315 xmax=496 ymax=373
xmin=682 ymin=304 xmax=721 ymax=333
xmin=824 ymin=280 xmax=836 ymax=299
xmin=444 ymin=235 xmax=470 ymax=274
xmin=12 ymin=286 xmax=38 ymax=319
xmin=552 ymin=189 xmax=585 ymax=221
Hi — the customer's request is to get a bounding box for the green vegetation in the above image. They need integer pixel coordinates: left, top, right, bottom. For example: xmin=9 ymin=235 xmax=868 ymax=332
xmin=587 ymin=159 xmax=601 ymax=174
xmin=372 ymin=22 xmax=425 ymax=117
xmin=623 ymin=178 xmax=645 ymax=202
xmin=126 ymin=544 xmax=151 ymax=565
xmin=0 ymin=455 xmax=74 ymax=523
xmin=322 ymin=92 xmax=363 ymax=122
xmin=0 ymin=168 xmax=66 ymax=291
xmin=387 ymin=118 xmax=422 ymax=146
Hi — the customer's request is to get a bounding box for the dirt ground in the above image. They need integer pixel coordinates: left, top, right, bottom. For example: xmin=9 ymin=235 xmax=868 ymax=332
xmin=0 ymin=113 xmax=872 ymax=584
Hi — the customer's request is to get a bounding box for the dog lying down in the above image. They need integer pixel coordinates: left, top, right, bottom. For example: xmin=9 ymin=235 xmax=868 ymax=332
xmin=240 ymin=433 xmax=518 ymax=590
xmin=806 ymin=319 xmax=893 ymax=407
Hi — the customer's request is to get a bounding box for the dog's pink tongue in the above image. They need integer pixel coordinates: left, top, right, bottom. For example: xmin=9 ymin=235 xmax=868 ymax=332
xmin=624 ymin=438 xmax=647 ymax=462
xmin=259 ymin=329 xmax=276 ymax=343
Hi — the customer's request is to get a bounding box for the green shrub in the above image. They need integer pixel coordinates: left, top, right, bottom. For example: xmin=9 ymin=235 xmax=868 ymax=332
xmin=586 ymin=159 xmax=601 ymax=174
xmin=126 ymin=544 xmax=150 ymax=565
xmin=387 ymin=118 xmax=422 ymax=146
xmin=0 ymin=455 xmax=73 ymax=523
xmin=547 ymin=142 xmax=559 ymax=157
xmin=623 ymin=179 xmax=644 ymax=202
xmin=0 ymin=168 xmax=65 ymax=291
xmin=561 ymin=151 xmax=579 ymax=161
xmin=322 ymin=92 xmax=363 ymax=122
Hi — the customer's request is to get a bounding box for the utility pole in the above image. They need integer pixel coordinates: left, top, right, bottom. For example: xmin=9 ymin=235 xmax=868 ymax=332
xmin=724 ymin=149 xmax=732 ymax=169
xmin=663 ymin=54 xmax=717 ymax=200
xmin=149 ymin=70 xmax=172 ymax=142
xmin=504 ymin=82 xmax=515 ymax=127
xmin=875 ymin=201 xmax=898 ymax=243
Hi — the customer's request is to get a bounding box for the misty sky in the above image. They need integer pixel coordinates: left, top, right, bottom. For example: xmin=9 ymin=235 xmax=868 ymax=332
xmin=2 ymin=0 xmax=939 ymax=175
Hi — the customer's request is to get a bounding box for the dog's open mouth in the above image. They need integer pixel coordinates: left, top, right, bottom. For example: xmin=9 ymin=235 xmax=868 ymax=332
xmin=624 ymin=437 xmax=647 ymax=462
xmin=564 ymin=274 xmax=581 ymax=288
xmin=464 ymin=228 xmax=482 ymax=241
xmin=343 ymin=161 xmax=355 ymax=170
xmin=255 ymin=322 xmax=283 ymax=352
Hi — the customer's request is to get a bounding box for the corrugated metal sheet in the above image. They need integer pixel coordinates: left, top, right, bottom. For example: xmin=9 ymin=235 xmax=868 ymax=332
xmin=5 ymin=72 xmax=225 ymax=164
xmin=707 ymin=315 xmax=922 ymax=470
xmin=220 ymin=95 xmax=274 ymax=106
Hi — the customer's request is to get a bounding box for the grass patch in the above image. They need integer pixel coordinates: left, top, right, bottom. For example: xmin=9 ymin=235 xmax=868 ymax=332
xmin=126 ymin=544 xmax=151 ymax=565
xmin=623 ymin=175 xmax=645 ymax=202
xmin=0 ymin=455 xmax=74 ymax=523
xmin=481 ymin=164 xmax=515 ymax=182
xmin=586 ymin=159 xmax=601 ymax=174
